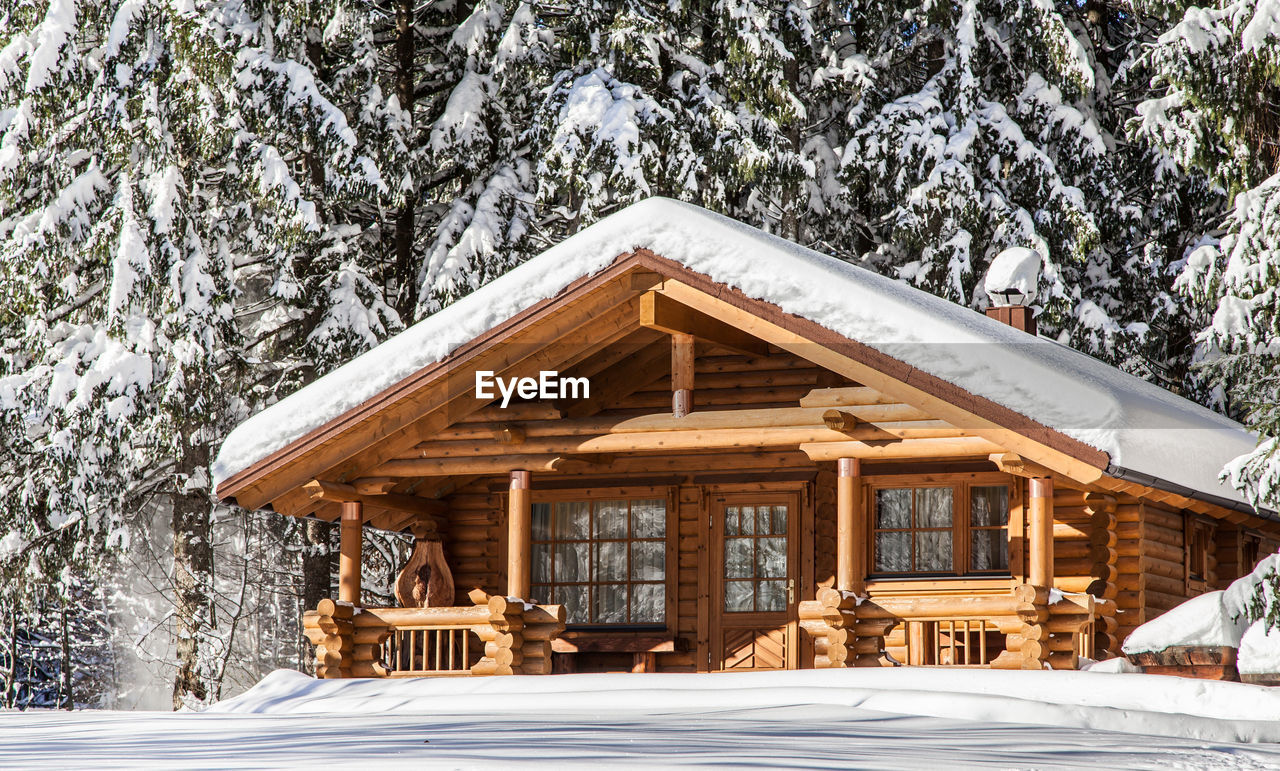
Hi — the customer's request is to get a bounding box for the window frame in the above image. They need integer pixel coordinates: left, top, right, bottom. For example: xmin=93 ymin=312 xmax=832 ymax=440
xmin=865 ymin=473 xmax=1018 ymax=579
xmin=528 ymin=486 xmax=676 ymax=631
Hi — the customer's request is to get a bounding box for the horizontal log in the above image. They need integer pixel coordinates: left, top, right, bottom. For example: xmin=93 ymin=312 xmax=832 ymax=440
xmin=1116 ymin=555 xmax=1185 ymax=581
xmin=799 ymin=387 xmax=900 ymax=408
xmin=303 ymin=479 xmax=448 ymax=520
xmin=370 ymin=454 xmax=609 ymax=477
xmin=857 ymin=594 xmax=1022 ymax=620
xmin=801 ymin=437 xmax=1006 ymax=461
xmin=1142 ymin=592 xmax=1185 ymax=613
xmin=410 ymin=422 xmax=964 ymax=459
xmin=357 ymin=606 xmax=491 ymax=627
xmin=439 ymin=404 xmax=937 ymax=443
xmin=1117 ymin=522 xmax=1183 ymax=548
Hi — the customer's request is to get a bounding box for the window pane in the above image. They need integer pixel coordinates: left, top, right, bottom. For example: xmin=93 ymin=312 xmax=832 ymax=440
xmin=739 ymin=506 xmax=756 ymax=535
xmin=556 ymin=584 xmax=589 ymax=624
xmin=970 ymin=486 xmax=1009 ymax=527
xmin=532 ymin=503 xmax=551 ymax=541
xmin=592 ymin=584 xmax=627 ymax=623
xmin=532 ymin=543 xmax=550 ymax=584
xmin=970 ymin=530 xmax=1009 ymax=572
xmin=555 ymin=501 xmax=590 ymax=539
xmin=632 ymin=583 xmax=664 ymax=623
xmin=725 ymin=538 xmax=753 ymax=578
xmin=555 ymin=542 xmax=588 ymax=582
xmin=876 ymin=489 xmax=911 ymax=528
xmin=916 ymin=488 xmax=953 ymax=528
xmin=724 ymin=580 xmax=753 ymax=612
xmin=631 ymin=499 xmax=665 ymax=539
xmin=915 ymin=530 xmax=952 ymax=572
xmin=875 ymin=532 xmax=910 ymax=572
xmin=758 ymin=580 xmax=786 ymax=612
xmin=594 ymin=540 xmax=626 ymax=582
xmin=631 ymin=540 xmax=665 ymax=581
xmin=770 ymin=505 xmax=788 ymax=534
xmin=725 ymin=506 xmax=740 ymax=536
xmin=531 ymin=585 xmax=550 ymax=605
xmin=757 ymin=537 xmax=787 ymax=578
xmin=594 ymin=500 xmax=627 ymax=539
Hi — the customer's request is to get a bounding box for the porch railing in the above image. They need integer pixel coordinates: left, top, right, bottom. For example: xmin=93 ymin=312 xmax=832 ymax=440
xmin=799 ymin=585 xmax=1096 ymax=670
xmin=303 ymin=590 xmax=565 ymax=678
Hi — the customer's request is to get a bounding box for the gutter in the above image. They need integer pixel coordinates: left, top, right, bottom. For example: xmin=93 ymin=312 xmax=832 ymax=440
xmin=1105 ymin=463 xmax=1279 ymax=523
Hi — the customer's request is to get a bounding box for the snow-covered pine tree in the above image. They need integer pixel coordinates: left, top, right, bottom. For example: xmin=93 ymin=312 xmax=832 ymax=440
xmin=1137 ymin=0 xmax=1280 ymax=507
xmin=0 ymin=0 xmax=392 ymax=707
xmin=830 ymin=0 xmax=1182 ymax=368
xmin=414 ymin=1 xmax=864 ymax=315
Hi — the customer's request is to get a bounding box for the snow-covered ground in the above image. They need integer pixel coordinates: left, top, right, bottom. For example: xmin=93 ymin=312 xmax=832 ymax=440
xmin=5 ymin=668 xmax=1280 ymax=769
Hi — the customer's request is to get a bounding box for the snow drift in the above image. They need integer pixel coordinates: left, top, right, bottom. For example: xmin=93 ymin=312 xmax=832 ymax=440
xmin=1124 ymin=554 xmax=1280 ymax=675
xmin=209 ymin=666 xmax=1280 ymax=744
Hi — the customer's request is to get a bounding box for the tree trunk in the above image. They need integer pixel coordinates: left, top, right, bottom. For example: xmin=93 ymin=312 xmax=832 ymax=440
xmin=4 ymin=602 xmax=16 ymax=708
xmin=59 ymin=597 xmax=73 ymax=710
xmin=171 ymin=445 xmax=214 ymax=710
xmin=301 ymin=519 xmax=332 ymax=611
xmin=393 ymin=0 xmax=417 ymax=319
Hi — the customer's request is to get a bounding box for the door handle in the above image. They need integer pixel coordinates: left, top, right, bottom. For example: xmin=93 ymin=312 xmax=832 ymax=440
xmin=787 ymin=578 xmax=795 ymax=604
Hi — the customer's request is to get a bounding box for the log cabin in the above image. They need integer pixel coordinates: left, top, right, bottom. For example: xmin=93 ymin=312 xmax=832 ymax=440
xmin=213 ymin=198 xmax=1280 ymax=677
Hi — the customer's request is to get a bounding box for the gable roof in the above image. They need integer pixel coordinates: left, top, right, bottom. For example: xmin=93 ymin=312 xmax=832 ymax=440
xmin=213 ymin=197 xmax=1264 ymax=516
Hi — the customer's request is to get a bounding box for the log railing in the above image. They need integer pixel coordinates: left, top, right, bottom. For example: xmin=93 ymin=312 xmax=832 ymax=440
xmin=303 ymin=591 xmax=565 ymax=678
xmin=799 ymin=585 xmax=1096 ymax=670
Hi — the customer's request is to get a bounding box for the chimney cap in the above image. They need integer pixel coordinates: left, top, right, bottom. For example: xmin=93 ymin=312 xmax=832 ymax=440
xmin=984 ymin=247 xmax=1042 ymax=307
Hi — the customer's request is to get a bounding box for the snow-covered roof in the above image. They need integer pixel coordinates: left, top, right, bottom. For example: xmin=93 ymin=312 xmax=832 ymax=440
xmin=213 ymin=197 xmax=1262 ymax=513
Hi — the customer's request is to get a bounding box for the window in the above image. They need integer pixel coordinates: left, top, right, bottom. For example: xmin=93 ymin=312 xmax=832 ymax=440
xmin=871 ymin=481 xmax=1010 ymax=576
xmin=1186 ymin=516 xmax=1214 ymax=587
xmin=723 ymin=503 xmax=789 ymax=613
xmin=530 ymin=497 xmax=666 ymax=626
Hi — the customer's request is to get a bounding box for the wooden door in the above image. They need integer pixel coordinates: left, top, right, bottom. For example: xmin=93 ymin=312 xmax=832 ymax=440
xmin=710 ymin=493 xmax=800 ymax=671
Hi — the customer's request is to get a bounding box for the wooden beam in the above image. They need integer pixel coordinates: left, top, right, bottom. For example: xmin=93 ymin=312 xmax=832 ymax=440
xmin=408 ymin=421 xmax=963 ymax=459
xmin=302 ymin=479 xmax=448 ymax=519
xmin=1029 ymin=476 xmax=1054 ymax=587
xmin=640 ymin=291 xmax=769 ymax=356
xmin=800 ymin=436 xmax=1006 ymax=461
xmin=435 ymin=404 xmax=936 ymax=441
xmin=339 ymin=501 xmax=362 ymax=605
xmin=351 ymin=477 xmax=398 ymax=495
xmin=822 ymin=410 xmax=859 ymax=432
xmin=371 ymin=454 xmax=589 ymax=477
xmin=508 ymin=470 xmax=532 ymax=599
xmin=800 ymin=387 xmax=898 ymax=408
xmin=671 ymin=332 xmax=695 ymax=417
xmin=837 ymin=458 xmax=864 ymax=593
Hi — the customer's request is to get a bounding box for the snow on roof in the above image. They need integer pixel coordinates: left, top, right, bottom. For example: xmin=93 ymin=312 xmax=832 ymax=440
xmin=213 ymin=197 xmax=1262 ymax=511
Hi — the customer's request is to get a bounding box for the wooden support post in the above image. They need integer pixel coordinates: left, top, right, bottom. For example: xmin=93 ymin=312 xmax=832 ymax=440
xmin=837 ymin=458 xmax=864 ymax=593
xmin=1029 ymin=477 xmax=1054 ymax=587
xmin=508 ymin=470 xmax=532 ymax=599
xmin=338 ymin=501 xmax=363 ymax=606
xmin=672 ymin=333 xmax=694 ymax=418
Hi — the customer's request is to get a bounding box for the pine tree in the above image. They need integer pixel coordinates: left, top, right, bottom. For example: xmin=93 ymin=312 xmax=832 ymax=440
xmin=0 ymin=0 xmax=392 ymax=707
xmin=1135 ymin=0 xmax=1280 ymax=506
